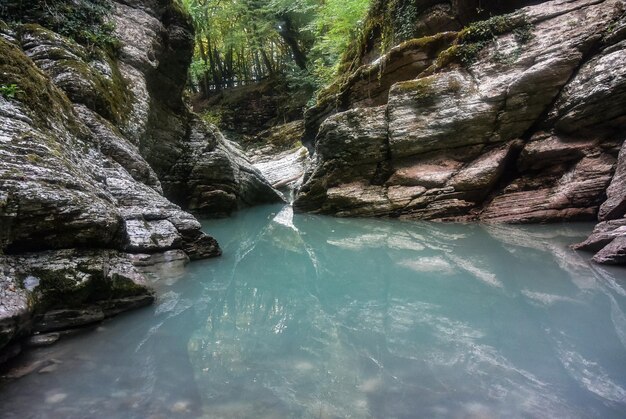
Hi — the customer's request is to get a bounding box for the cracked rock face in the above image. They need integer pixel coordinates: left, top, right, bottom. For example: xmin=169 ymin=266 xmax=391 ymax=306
xmin=295 ymin=0 xmax=626 ymax=263
xmin=0 ymin=0 xmax=280 ymax=357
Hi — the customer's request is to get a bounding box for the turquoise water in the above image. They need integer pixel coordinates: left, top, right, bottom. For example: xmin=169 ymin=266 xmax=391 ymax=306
xmin=2 ymin=204 xmax=626 ymax=418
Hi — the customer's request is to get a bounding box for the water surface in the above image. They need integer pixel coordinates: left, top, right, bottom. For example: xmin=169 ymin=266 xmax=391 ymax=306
xmin=2 ymin=205 xmax=626 ymax=418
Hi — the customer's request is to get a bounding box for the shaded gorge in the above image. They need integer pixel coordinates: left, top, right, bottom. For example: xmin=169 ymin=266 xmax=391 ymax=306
xmin=1 ymin=204 xmax=626 ymax=418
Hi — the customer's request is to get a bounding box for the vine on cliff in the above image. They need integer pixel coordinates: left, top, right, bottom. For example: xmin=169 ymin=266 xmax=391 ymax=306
xmin=454 ymin=13 xmax=534 ymax=66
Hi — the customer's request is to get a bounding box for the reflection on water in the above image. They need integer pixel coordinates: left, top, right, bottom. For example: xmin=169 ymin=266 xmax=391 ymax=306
xmin=2 ymin=204 xmax=626 ymax=418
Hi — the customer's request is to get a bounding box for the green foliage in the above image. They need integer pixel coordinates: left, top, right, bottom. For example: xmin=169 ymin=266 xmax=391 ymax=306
xmin=454 ymin=14 xmax=533 ymax=66
xmin=0 ymin=0 xmax=120 ymax=53
xmin=337 ymin=0 xmax=422 ymax=77
xmin=201 ymin=109 xmax=223 ymax=126
xmin=0 ymin=83 xmax=22 ymax=99
xmin=513 ymin=22 xmax=534 ymax=44
xmin=389 ymin=0 xmax=421 ymax=45
xmin=306 ymin=0 xmax=371 ymax=88
xmin=181 ymin=0 xmax=370 ymax=105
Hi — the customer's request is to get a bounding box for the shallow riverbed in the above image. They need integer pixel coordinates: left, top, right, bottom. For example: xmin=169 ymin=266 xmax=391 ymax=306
xmin=2 ymin=205 xmax=626 ymax=418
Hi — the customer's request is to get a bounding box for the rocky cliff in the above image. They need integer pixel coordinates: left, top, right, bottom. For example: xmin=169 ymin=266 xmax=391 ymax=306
xmin=0 ymin=0 xmax=282 ymax=360
xmin=295 ymin=0 xmax=626 ymax=264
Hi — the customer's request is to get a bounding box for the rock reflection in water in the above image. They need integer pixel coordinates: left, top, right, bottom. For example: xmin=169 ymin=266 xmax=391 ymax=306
xmin=1 ymin=205 xmax=626 ymax=418
xmin=186 ymin=207 xmax=626 ymax=418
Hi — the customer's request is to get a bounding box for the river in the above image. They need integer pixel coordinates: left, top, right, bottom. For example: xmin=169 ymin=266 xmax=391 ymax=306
xmin=1 ymin=204 xmax=626 ymax=418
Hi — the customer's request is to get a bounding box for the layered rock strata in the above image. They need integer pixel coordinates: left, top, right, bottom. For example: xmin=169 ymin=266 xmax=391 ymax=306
xmin=0 ymin=0 xmax=281 ymax=359
xmin=244 ymin=121 xmax=310 ymax=194
xmin=295 ymin=0 xmax=626 ymax=264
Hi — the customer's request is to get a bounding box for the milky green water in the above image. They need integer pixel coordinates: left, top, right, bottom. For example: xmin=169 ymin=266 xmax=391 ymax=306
xmin=2 ymin=204 xmax=626 ymax=418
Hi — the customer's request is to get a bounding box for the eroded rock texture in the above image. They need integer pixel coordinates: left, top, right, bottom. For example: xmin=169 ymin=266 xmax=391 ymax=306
xmin=0 ymin=0 xmax=280 ymax=357
xmin=295 ymin=0 xmax=626 ymax=263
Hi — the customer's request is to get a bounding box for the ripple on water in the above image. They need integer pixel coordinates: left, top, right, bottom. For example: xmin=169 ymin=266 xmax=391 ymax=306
xmin=1 ymin=206 xmax=626 ymax=418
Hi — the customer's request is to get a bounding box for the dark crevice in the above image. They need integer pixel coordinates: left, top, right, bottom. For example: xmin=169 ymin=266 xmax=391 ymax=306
xmin=474 ymin=28 xmax=611 ymax=218
xmin=372 ymin=105 xmax=394 ymax=186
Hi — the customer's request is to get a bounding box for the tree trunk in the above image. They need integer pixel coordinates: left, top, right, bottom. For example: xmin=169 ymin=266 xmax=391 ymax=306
xmin=278 ymin=16 xmax=307 ymax=70
xmin=260 ymin=46 xmax=274 ymax=76
xmin=196 ymin=36 xmax=211 ymax=97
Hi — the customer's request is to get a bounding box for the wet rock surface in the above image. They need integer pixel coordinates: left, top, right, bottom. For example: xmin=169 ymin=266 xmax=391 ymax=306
xmin=0 ymin=0 xmax=280 ymax=356
xmin=295 ymin=0 xmax=626 ymax=263
xmin=163 ymin=119 xmax=283 ymax=217
xmin=242 ymin=121 xmax=310 ymax=195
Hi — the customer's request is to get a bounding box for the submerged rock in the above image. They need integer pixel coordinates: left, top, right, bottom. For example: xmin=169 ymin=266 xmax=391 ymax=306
xmin=26 ymin=333 xmax=60 ymax=348
xmin=295 ymin=0 xmax=626 ymax=264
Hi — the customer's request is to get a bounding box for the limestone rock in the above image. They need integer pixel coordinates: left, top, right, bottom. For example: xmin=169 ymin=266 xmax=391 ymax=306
xmin=245 ymin=121 xmax=310 ymax=192
xmin=574 ymin=219 xmax=626 ymax=251
xmin=294 ymin=107 xmax=389 ymax=213
xmin=0 ymin=0 xmax=280 ymax=355
xmin=598 ymin=139 xmax=626 ymax=221
xmin=481 ymin=154 xmax=616 ymax=223
xmin=0 ymin=249 xmax=154 ymax=353
xmin=110 ymin=3 xmax=282 ymax=214
xmin=35 ymin=309 xmax=105 ymax=333
xmin=0 ymin=271 xmax=30 ymax=351
xmin=303 ymin=0 xmax=543 ymax=147
xmin=163 ymin=119 xmax=284 ymax=216
xmin=592 ymin=236 xmax=626 ymax=264
xmin=575 ymin=139 xmax=626 ymax=261
xmin=295 ymin=0 xmax=626 ymax=264
xmin=548 ymin=39 xmax=626 ymax=135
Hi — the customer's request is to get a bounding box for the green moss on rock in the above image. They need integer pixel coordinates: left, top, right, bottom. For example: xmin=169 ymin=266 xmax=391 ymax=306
xmin=55 ymin=56 xmax=132 ymax=124
xmin=0 ymin=37 xmax=75 ymax=128
xmin=315 ymin=31 xmax=456 ymax=107
xmin=26 ymin=265 xmax=148 ymax=313
xmin=0 ymin=0 xmax=120 ymax=53
xmin=449 ymin=13 xmax=533 ymax=66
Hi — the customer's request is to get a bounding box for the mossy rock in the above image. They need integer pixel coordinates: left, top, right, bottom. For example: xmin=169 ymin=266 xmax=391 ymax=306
xmin=440 ymin=13 xmax=533 ymax=68
xmin=0 ymin=37 xmax=75 ymax=129
xmin=241 ymin=120 xmax=305 ymax=153
xmin=26 ymin=265 xmax=148 ymax=313
xmin=0 ymin=0 xmax=120 ymax=53
xmin=315 ymin=31 xmax=456 ymax=110
xmin=17 ymin=24 xmax=133 ymax=125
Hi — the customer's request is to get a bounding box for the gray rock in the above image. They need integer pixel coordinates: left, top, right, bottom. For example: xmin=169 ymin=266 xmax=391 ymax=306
xmin=27 ymin=333 xmax=61 ymax=347
xmin=97 ymin=295 xmax=155 ymax=318
xmin=575 ymin=139 xmax=626 ymax=261
xmin=246 ymin=121 xmax=310 ymax=193
xmin=598 ymin=139 xmax=626 ymax=221
xmin=302 ymin=0 xmax=542 ymax=147
xmin=0 ymin=0 xmax=284 ymax=354
xmin=295 ymin=0 xmax=626 ymax=262
xmin=549 ymin=39 xmax=626 ymax=135
xmin=163 ymin=118 xmax=284 ymax=217
xmin=295 ymin=107 xmax=389 ymax=213
xmin=0 ymin=273 xmax=30 ymax=351
xmin=128 ymin=249 xmax=190 ymax=268
xmin=574 ymin=219 xmax=626 ymax=251
xmin=34 ymin=308 xmax=105 ymax=333
xmin=593 ymin=236 xmax=626 ymax=264
xmin=0 ymin=249 xmax=155 ymax=351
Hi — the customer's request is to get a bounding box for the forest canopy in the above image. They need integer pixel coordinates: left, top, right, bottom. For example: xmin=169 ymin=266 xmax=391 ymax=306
xmin=180 ymin=0 xmax=371 ymax=102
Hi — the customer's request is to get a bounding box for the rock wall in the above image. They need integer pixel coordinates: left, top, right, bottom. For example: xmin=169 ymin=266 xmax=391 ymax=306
xmin=303 ymin=0 xmax=544 ymax=147
xmin=0 ymin=0 xmax=281 ymax=359
xmin=295 ymin=0 xmax=626 ymax=264
xmin=194 ymin=77 xmax=307 ymax=137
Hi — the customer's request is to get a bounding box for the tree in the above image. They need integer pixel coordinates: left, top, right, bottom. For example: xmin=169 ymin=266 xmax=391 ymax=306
xmin=181 ymin=0 xmax=371 ymax=100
